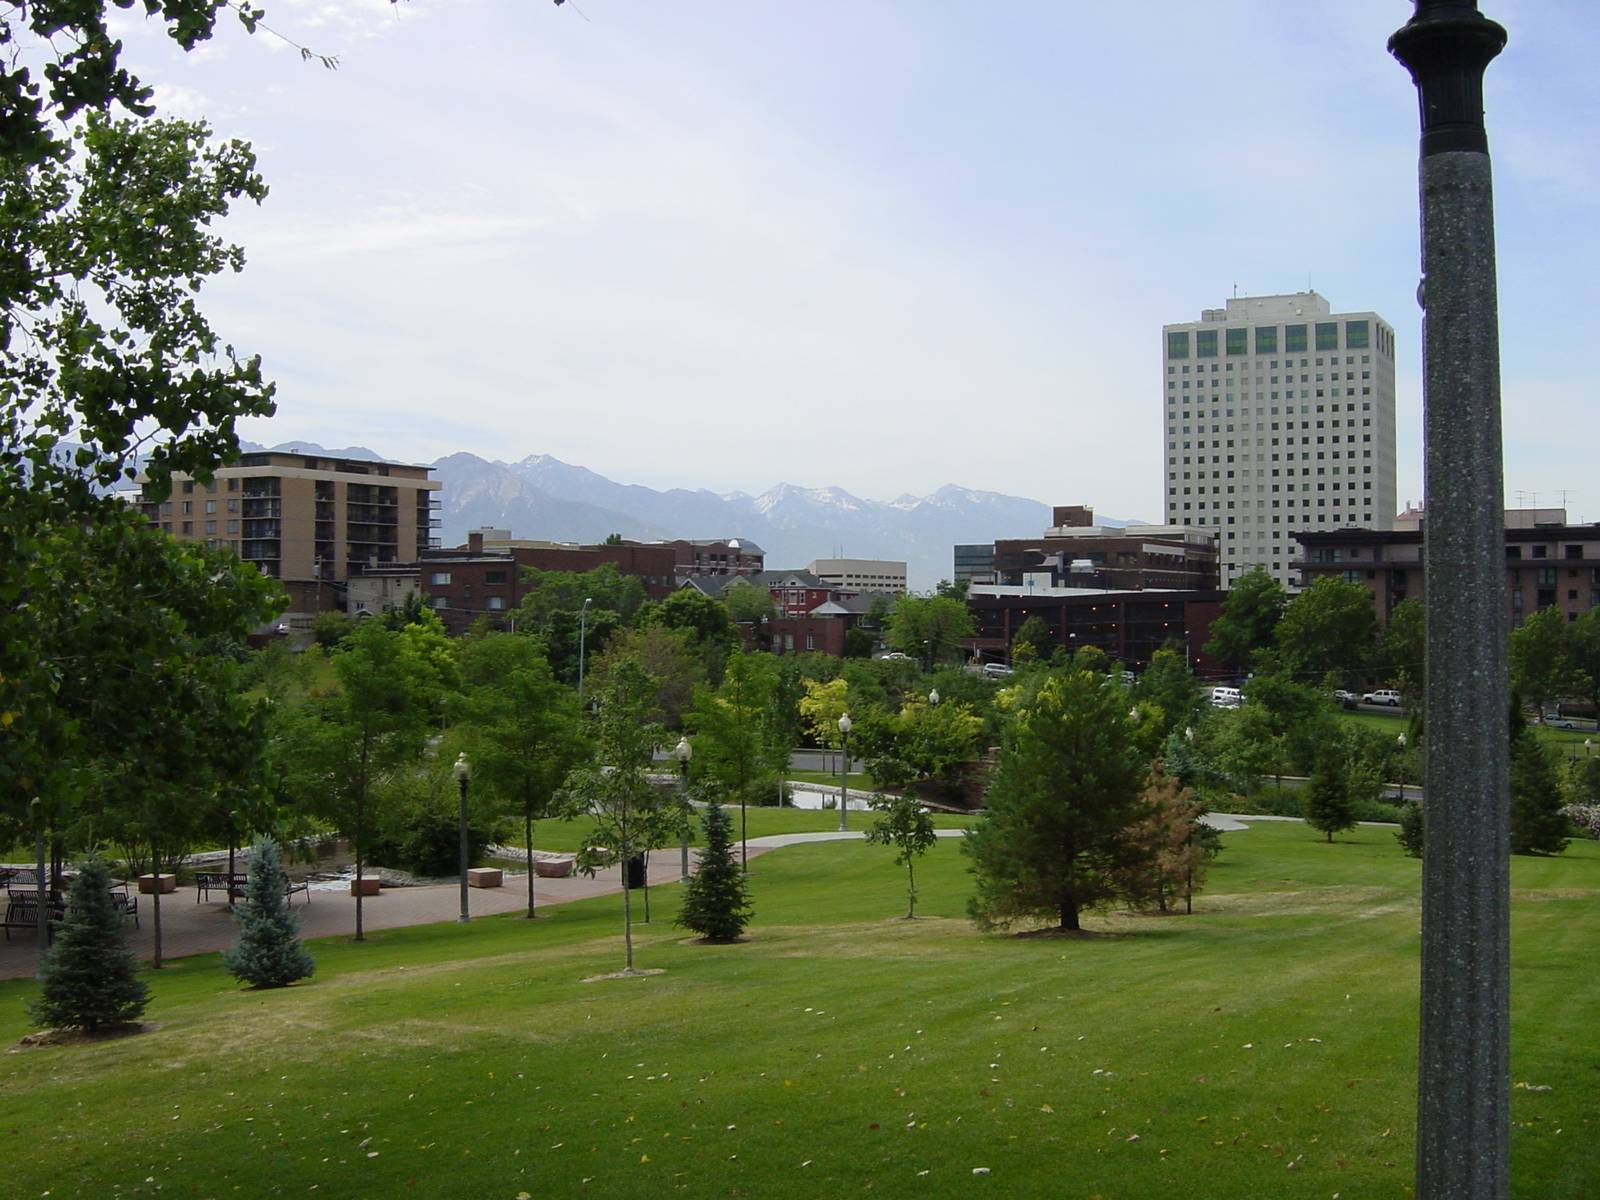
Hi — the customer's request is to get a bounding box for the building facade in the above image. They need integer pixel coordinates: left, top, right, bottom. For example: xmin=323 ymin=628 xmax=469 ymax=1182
xmin=957 ymin=505 xmax=1218 ymax=593
xmin=139 ymin=451 xmax=440 ymax=616
xmin=963 ymin=586 xmax=1226 ymax=675
xmin=1294 ymin=510 xmax=1600 ymax=628
xmin=805 ymin=558 xmax=907 ymax=595
xmin=1162 ymin=292 xmax=1397 ymax=590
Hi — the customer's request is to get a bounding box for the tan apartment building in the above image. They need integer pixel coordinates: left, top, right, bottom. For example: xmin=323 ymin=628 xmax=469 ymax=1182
xmin=139 ymin=450 xmax=441 ymax=614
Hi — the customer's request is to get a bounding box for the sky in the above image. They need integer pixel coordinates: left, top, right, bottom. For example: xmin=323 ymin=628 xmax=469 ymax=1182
xmin=110 ymin=0 xmax=1600 ymax=523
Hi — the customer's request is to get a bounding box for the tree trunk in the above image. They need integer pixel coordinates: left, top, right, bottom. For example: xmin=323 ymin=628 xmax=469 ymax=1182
xmin=1059 ymin=897 xmax=1081 ymax=932
xmin=905 ymin=861 xmax=916 ymax=919
xmin=151 ymin=840 xmax=164 ymax=968
xmin=525 ymin=810 xmax=536 ymax=919
xmin=354 ymin=791 xmax=365 ymax=942
xmin=622 ymin=863 xmax=635 ymax=973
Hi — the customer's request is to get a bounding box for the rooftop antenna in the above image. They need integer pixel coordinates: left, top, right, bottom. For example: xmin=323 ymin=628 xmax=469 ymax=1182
xmin=1513 ymin=489 xmax=1536 ymax=510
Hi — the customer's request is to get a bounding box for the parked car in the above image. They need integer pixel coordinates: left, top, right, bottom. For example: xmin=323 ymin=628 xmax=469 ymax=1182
xmin=1541 ymin=712 xmax=1578 ymax=730
xmin=1362 ymin=688 xmax=1403 ymax=707
xmin=877 ymin=651 xmax=911 ymax=661
xmin=1210 ymin=686 xmax=1242 ymax=709
xmin=1332 ymin=689 xmax=1358 ymax=709
xmin=982 ymin=662 xmax=1015 ymax=679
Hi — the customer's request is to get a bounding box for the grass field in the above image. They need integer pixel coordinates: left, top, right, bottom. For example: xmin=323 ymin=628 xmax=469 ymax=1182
xmin=2 ymin=823 xmax=1596 ymax=1199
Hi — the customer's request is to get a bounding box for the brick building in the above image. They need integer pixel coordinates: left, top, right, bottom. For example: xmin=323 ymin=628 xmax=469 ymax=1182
xmin=1293 ymin=508 xmax=1600 ymax=628
xmin=963 ymin=504 xmax=1219 ymax=593
xmin=963 ymin=586 xmax=1226 ymax=675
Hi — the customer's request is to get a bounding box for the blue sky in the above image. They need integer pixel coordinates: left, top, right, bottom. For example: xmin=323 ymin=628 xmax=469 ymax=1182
xmin=115 ymin=1 xmax=1598 ymax=522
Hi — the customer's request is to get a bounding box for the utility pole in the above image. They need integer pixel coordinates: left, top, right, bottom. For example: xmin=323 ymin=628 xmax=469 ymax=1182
xmin=1389 ymin=4 xmax=1510 ymax=1198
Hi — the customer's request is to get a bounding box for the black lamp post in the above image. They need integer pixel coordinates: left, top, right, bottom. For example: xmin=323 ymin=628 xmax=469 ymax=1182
xmin=1389 ymin=5 xmax=1510 ymax=1198
xmin=453 ymin=753 xmax=471 ymax=923
xmin=837 ymin=713 xmax=852 ymax=832
xmin=675 ymin=736 xmax=692 ymax=882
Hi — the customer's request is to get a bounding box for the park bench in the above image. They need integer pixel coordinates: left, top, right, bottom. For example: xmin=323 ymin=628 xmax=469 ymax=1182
xmin=2 ymin=891 xmax=64 ymax=941
xmin=195 ymin=871 xmax=249 ymax=903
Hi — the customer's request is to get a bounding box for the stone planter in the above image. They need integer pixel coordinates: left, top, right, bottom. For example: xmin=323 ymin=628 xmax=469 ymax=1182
xmin=138 ymin=873 xmax=177 ymax=895
xmin=350 ymin=877 xmax=381 ymax=897
xmin=533 ymin=858 xmax=574 ymax=879
xmin=467 ymin=868 xmax=503 ymax=889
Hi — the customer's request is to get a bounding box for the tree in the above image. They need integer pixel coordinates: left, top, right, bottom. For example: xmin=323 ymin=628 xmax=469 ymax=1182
xmin=965 ymin=669 xmax=1146 ymax=932
xmin=798 ymin=678 xmax=852 ymax=749
xmin=1275 ymin=577 xmax=1378 ymax=686
xmin=1510 ymin=727 xmax=1568 ymax=856
xmin=1011 ymin=615 xmax=1055 ymax=664
xmin=1379 ymin=597 xmax=1425 ymax=698
xmin=590 ymin=624 xmax=706 ymax=731
xmin=289 ymin=621 xmax=435 ymax=940
xmin=644 ymin=588 xmax=738 ymax=677
xmin=1204 ymin=568 xmax=1285 ymax=670
xmin=688 ymin=652 xmax=789 ymax=855
xmin=1208 ymin=702 xmax=1286 ymax=798
xmin=677 ymin=794 xmax=752 ymax=943
xmin=855 ymin=696 xmax=983 ymax=803
xmin=1396 ymin=801 xmax=1425 ymax=858
xmin=514 ymin=565 xmax=643 ymax=683
xmin=29 ymin=859 xmax=149 ymax=1033
xmin=1510 ymin=605 xmax=1583 ymax=719
xmin=454 ymin=634 xmax=586 ymax=917
xmin=1114 ymin=769 xmax=1214 ymax=914
xmin=865 ymin=793 xmax=938 ymax=918
xmin=723 ymin=580 xmax=775 ymax=639
xmin=886 ymin=594 xmax=975 ymax=669
xmin=1133 ymin=646 xmax=1199 ymax=738
xmin=1568 ymin=608 xmax=1600 ymax=720
xmin=313 ymin=610 xmax=354 ymax=649
xmin=562 ymin=659 xmax=664 ymax=973
xmin=1304 ymin=745 xmax=1361 ymax=842
xmin=223 ymin=839 xmax=314 ymax=989
xmin=842 ymin=627 xmax=874 ymax=658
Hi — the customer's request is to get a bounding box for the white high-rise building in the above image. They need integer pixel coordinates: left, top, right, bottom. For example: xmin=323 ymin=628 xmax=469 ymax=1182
xmin=1161 ymin=291 xmax=1396 ymax=590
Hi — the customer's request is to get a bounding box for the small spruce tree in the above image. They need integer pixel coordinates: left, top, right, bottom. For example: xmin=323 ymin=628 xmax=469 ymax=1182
xmin=1396 ymin=800 xmax=1424 ymax=858
xmin=678 ymin=797 xmax=751 ymax=943
xmin=1304 ymin=751 xmax=1357 ymax=843
xmin=223 ymin=839 xmax=315 ymax=989
xmin=1510 ymin=731 xmax=1569 ymax=856
xmin=29 ymin=858 xmax=149 ymax=1033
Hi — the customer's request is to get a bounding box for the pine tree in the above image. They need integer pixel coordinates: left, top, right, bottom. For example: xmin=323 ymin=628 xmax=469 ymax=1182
xmin=678 ymin=797 xmax=751 ymax=943
xmin=29 ymin=858 xmax=149 ymax=1033
xmin=223 ymin=839 xmax=314 ymax=989
xmin=1304 ymin=750 xmax=1358 ymax=843
xmin=1510 ymin=731 xmax=1569 ymax=856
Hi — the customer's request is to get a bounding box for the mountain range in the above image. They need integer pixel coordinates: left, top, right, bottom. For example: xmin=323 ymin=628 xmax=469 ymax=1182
xmin=252 ymin=441 xmax=1144 ymax=589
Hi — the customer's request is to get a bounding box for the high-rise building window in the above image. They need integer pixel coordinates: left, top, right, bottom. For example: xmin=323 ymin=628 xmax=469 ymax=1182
xmin=1226 ymin=328 xmax=1247 ymax=356
xmin=1254 ymin=326 xmax=1277 ymax=354
xmin=1167 ymin=331 xmax=1190 ymax=359
xmin=1285 ymin=324 xmax=1307 ymax=353
xmin=1315 ymin=322 xmax=1339 ymax=351
xmin=1197 ymin=330 xmax=1218 ymax=358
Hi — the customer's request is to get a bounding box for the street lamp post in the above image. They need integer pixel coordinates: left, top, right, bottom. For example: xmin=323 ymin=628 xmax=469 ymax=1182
xmin=577 ymin=597 xmax=593 ymax=705
xmin=675 ymin=736 xmax=693 ymax=882
xmin=31 ymin=798 xmax=47 ymax=977
xmin=1390 ymin=5 xmax=1511 ymax=1197
xmin=1398 ymin=732 xmax=1409 ymax=796
xmin=453 ymin=753 xmax=471 ymax=923
xmin=837 ymin=713 xmax=852 ymax=832
xmin=226 ymin=808 xmax=240 ymax=910
xmin=928 ymin=688 xmax=940 ymax=708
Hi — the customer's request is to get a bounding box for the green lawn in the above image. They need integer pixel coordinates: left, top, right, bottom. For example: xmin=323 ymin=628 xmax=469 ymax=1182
xmin=2 ymin=824 xmax=1596 ymax=1199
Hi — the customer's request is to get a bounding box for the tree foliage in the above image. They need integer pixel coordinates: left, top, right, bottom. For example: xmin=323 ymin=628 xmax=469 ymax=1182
xmin=1510 ymin=726 xmax=1568 ymax=856
xmin=885 ymin=594 xmax=974 ymax=669
xmin=1510 ymin=605 xmax=1583 ymax=718
xmin=865 ymin=792 xmax=938 ymax=918
xmin=965 ymin=669 xmax=1145 ymax=932
xmin=677 ymin=794 xmax=751 ymax=943
xmin=1275 ymin=577 xmax=1377 ymax=686
xmin=30 ymin=858 xmax=149 ymax=1033
xmin=453 ymin=633 xmax=585 ymax=916
xmin=223 ymin=839 xmax=314 ymax=989
xmin=688 ymin=651 xmax=788 ymax=810
xmin=1113 ymin=769 xmax=1215 ymax=914
xmin=1203 ymin=568 xmax=1285 ymax=670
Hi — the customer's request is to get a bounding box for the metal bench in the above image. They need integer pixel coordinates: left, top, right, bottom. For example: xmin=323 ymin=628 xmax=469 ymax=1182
xmin=195 ymin=871 xmax=249 ymax=903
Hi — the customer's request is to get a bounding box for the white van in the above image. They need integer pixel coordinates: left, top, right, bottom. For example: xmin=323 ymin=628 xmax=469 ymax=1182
xmin=1210 ymin=686 xmax=1242 ymax=709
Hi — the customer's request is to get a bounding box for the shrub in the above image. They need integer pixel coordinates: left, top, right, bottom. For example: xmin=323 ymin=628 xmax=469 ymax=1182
xmin=678 ymin=797 xmax=751 ymax=943
xmin=29 ymin=858 xmax=149 ymax=1033
xmin=224 ymin=840 xmax=314 ymax=989
xmin=1396 ymin=801 xmax=1424 ymax=858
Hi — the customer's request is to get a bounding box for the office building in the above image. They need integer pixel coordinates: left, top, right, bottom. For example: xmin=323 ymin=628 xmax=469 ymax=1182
xmin=1163 ymin=291 xmax=1396 ymax=589
xmin=805 ymin=558 xmax=907 ymax=595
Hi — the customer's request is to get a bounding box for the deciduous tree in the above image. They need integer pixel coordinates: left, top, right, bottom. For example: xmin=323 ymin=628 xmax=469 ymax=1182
xmin=885 ymin=595 xmax=974 ymax=670
xmin=1275 ymin=577 xmax=1378 ymax=687
xmin=1203 ymin=568 xmax=1285 ymax=670
xmin=865 ymin=793 xmax=938 ymax=918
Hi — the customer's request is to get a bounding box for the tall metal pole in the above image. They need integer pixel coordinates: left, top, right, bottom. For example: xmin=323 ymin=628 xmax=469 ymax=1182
xmin=32 ymin=798 xmax=48 ymax=978
xmin=454 ymin=754 xmax=471 ymax=923
xmin=1389 ymin=6 xmax=1509 ymax=1198
xmin=837 ymin=716 xmax=851 ymax=833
